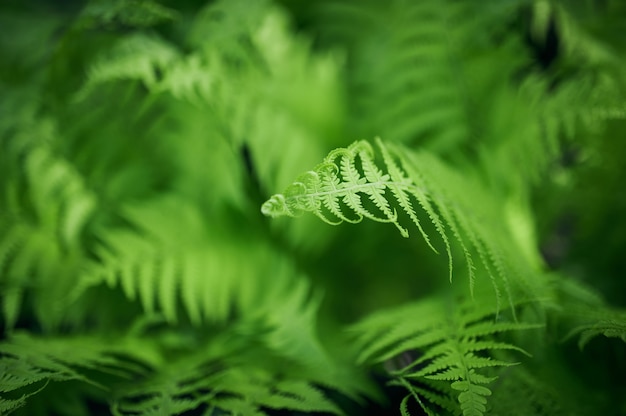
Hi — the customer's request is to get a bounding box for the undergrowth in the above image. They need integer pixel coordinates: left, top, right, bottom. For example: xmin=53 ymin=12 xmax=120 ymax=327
xmin=1 ymin=0 xmax=626 ymax=415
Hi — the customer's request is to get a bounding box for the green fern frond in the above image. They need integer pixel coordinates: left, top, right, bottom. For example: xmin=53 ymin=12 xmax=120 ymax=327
xmin=312 ymin=0 xmax=482 ymax=148
xmin=80 ymin=196 xmax=304 ymax=326
xmin=572 ymin=318 xmax=626 ymax=348
xmin=0 ymin=333 xmax=144 ymax=414
xmin=311 ymin=0 xmax=539 ymax=160
xmin=77 ymin=195 xmax=361 ymax=391
xmin=113 ymin=364 xmax=343 ymax=416
xmin=106 ymin=328 xmax=348 ymax=416
xmin=261 ymin=139 xmax=441 ymax=242
xmin=77 ymin=33 xmax=179 ymax=99
xmin=262 ymin=138 xmax=549 ymax=302
xmin=488 ymin=366 xmax=580 ymax=416
xmin=553 ymin=278 xmax=626 ymax=349
xmin=79 ymin=0 xmax=344 ymax=200
xmin=523 ymin=1 xmax=626 ymax=148
xmin=351 ymin=294 xmax=539 ymax=416
xmin=3 ymin=1 xmax=625 ymax=415
xmin=563 ymin=307 xmax=626 ymax=349
xmin=0 ymin=114 xmax=97 ymax=331
xmin=78 ymin=0 xmax=177 ymax=30
xmin=0 ymin=327 xmax=357 ymax=416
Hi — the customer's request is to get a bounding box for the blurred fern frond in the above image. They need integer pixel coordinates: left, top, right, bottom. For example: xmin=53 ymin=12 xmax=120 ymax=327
xmin=0 ymin=333 xmax=145 ymax=415
xmin=351 ymin=293 xmax=540 ymax=416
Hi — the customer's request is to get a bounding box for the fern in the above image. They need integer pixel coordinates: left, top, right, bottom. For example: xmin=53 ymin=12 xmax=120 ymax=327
xmin=310 ymin=0 xmax=487 ymax=149
xmin=77 ymin=33 xmax=180 ymax=100
xmin=0 ymin=333 xmax=144 ymax=415
xmin=488 ymin=366 xmax=580 ymax=416
xmin=0 ymin=331 xmax=345 ymax=416
xmin=0 ymin=103 xmax=97 ymax=331
xmin=570 ymin=316 xmax=626 ymax=349
xmin=79 ymin=196 xmax=300 ymax=324
xmin=263 ymin=139 xmax=434 ymax=240
xmin=73 ymin=193 xmax=370 ymax=407
xmin=562 ymin=303 xmax=626 ymax=349
xmin=2 ymin=0 xmax=626 ymax=415
xmin=78 ymin=0 xmax=178 ymax=30
xmin=350 ymin=293 xmax=539 ymax=416
xmin=112 ymin=357 xmax=343 ymax=416
xmin=262 ymin=138 xmax=549 ymax=304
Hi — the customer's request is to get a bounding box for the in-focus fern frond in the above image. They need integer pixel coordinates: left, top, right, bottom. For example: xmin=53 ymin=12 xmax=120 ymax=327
xmin=262 ymin=138 xmax=550 ymax=302
xmin=262 ymin=138 xmax=444 ymax=247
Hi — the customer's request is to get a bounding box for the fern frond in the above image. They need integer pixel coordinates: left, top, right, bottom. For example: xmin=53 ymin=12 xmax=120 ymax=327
xmin=311 ymin=0 xmax=546 ymax=162
xmin=77 ymin=194 xmax=366 ymax=395
xmin=551 ymin=278 xmax=626 ymax=349
xmin=520 ymin=1 xmax=626 ymax=163
xmin=0 ymin=333 xmax=143 ymax=414
xmin=488 ymin=366 xmax=579 ymax=416
xmin=573 ymin=318 xmax=626 ymax=348
xmin=114 ymin=366 xmax=342 ymax=416
xmin=263 ymin=138 xmax=549 ymax=302
xmin=78 ymin=0 xmax=178 ymax=30
xmin=262 ymin=139 xmax=438 ymax=242
xmin=79 ymin=0 xmax=345 ymax=202
xmin=77 ymin=33 xmax=179 ymax=99
xmin=80 ymin=196 xmax=301 ymax=326
xmin=0 ymin=330 xmax=349 ymax=416
xmin=311 ymin=0 xmax=482 ymax=148
xmin=0 ymin=112 xmax=98 ymax=331
xmin=564 ymin=307 xmax=626 ymax=349
xmin=351 ymin=294 xmax=540 ymax=416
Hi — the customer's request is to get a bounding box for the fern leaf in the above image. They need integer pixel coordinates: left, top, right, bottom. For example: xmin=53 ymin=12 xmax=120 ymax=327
xmin=400 ymin=381 xmax=458 ymax=416
xmin=452 ymin=378 xmax=490 ymax=416
xmin=79 ymin=34 xmax=179 ymax=98
xmin=262 ymin=139 xmax=440 ymax=242
xmin=78 ymin=0 xmax=178 ymax=30
xmin=575 ymin=319 xmax=626 ymax=348
xmin=84 ymin=196 xmax=310 ymax=326
xmin=563 ymin=306 xmax=626 ymax=349
xmin=112 ymin=339 xmax=344 ymax=416
xmin=0 ymin=126 xmax=97 ymax=330
xmin=351 ymin=294 xmax=539 ymax=416
xmin=0 ymin=333 xmax=144 ymax=413
xmin=400 ymin=394 xmax=412 ymax=416
xmin=78 ymin=194 xmax=371 ymax=402
xmin=263 ymin=137 xmax=550 ymax=303
xmin=312 ymin=0 xmax=478 ymax=148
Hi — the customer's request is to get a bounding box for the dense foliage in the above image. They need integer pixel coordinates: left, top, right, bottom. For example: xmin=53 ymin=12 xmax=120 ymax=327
xmin=1 ymin=0 xmax=626 ymax=415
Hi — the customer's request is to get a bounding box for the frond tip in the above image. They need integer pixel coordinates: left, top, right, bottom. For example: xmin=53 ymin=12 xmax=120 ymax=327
xmin=261 ymin=139 xmax=443 ymax=242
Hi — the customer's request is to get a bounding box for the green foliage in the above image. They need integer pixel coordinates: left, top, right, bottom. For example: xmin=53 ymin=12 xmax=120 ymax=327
xmin=263 ymin=137 xmax=551 ymax=307
xmin=350 ymin=293 xmax=540 ymax=416
xmin=261 ymin=139 xmax=444 ymax=243
xmin=1 ymin=0 xmax=626 ymax=415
